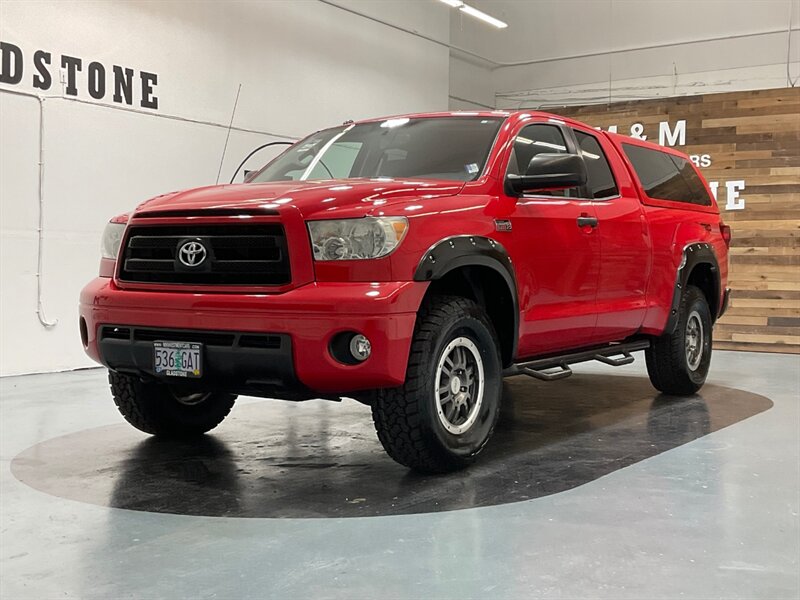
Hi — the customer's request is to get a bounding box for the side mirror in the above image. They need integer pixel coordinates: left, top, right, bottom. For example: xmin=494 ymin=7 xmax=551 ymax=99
xmin=505 ymin=153 xmax=587 ymax=196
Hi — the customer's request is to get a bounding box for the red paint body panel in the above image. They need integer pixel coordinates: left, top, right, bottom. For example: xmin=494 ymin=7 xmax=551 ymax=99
xmin=81 ymin=110 xmax=729 ymax=394
xmin=506 ymin=197 xmax=600 ymax=356
xmin=588 ymin=127 xmax=652 ymax=343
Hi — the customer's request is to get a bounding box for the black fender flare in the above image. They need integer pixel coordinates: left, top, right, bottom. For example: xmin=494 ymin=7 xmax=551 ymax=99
xmin=413 ymin=235 xmax=519 ymax=362
xmin=665 ymin=242 xmax=721 ymax=334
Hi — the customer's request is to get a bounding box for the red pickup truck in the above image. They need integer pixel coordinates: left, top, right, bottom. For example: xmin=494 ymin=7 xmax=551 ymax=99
xmin=80 ymin=111 xmax=730 ymax=473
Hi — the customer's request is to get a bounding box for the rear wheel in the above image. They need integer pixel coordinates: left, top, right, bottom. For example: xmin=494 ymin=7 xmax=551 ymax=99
xmin=646 ymin=285 xmax=713 ymax=396
xmin=109 ymin=371 xmax=236 ymax=436
xmin=371 ymin=296 xmax=502 ymax=473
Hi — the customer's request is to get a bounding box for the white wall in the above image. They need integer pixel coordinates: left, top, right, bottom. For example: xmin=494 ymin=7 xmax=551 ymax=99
xmin=0 ymin=0 xmax=450 ymax=376
xmin=448 ymin=0 xmax=800 ymax=109
xmin=448 ymin=55 xmax=495 ymax=110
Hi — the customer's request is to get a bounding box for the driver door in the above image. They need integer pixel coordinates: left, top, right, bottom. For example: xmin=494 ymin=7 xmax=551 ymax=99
xmin=500 ymin=122 xmax=601 ymax=358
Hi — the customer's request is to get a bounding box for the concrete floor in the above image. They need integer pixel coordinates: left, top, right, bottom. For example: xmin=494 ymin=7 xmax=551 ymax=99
xmin=1 ymin=350 xmax=798 ymax=599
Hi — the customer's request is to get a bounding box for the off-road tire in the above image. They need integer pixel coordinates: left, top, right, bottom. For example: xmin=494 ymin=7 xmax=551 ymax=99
xmin=646 ymin=285 xmax=713 ymax=396
xmin=109 ymin=371 xmax=236 ymax=436
xmin=371 ymin=296 xmax=503 ymax=474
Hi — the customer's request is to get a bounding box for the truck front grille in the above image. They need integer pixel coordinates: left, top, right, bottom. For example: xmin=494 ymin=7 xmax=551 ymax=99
xmin=118 ymin=224 xmax=291 ymax=286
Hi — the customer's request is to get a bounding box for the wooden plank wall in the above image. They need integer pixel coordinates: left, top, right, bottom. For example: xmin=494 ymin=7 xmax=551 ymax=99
xmin=553 ymin=87 xmax=800 ymax=354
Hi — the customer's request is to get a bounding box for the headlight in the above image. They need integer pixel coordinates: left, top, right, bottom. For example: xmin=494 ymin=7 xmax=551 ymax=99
xmin=308 ymin=217 xmax=408 ymax=261
xmin=101 ymin=222 xmax=126 ymax=259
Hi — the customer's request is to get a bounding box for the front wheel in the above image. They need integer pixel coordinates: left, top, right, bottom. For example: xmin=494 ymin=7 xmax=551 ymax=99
xmin=371 ymin=296 xmax=502 ymax=473
xmin=109 ymin=371 xmax=236 ymax=436
xmin=646 ymin=285 xmax=713 ymax=396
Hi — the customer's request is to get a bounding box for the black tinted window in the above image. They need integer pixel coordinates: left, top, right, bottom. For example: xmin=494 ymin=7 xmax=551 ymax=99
xmin=674 ymin=156 xmax=712 ymax=206
xmin=574 ymin=130 xmax=618 ymax=199
xmin=508 ymin=124 xmax=579 ymax=197
xmin=622 ymin=143 xmax=711 ymax=206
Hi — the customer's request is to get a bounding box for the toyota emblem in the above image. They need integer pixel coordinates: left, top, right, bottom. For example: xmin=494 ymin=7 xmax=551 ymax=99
xmin=178 ymin=240 xmax=207 ymax=267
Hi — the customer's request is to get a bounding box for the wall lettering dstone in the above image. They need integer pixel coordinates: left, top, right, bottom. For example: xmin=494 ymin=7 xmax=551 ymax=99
xmin=0 ymin=41 xmax=159 ymax=109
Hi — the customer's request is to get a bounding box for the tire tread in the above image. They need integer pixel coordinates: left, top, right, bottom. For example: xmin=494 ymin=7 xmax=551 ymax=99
xmin=646 ymin=285 xmax=710 ymax=396
xmin=108 ymin=371 xmax=235 ymax=436
xmin=371 ymin=295 xmax=499 ymax=473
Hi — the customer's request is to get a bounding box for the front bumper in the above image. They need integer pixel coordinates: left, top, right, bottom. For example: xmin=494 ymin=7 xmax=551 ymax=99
xmin=80 ymin=278 xmax=428 ymax=397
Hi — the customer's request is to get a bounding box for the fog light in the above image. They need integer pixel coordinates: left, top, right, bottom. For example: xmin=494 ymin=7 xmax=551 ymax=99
xmin=349 ymin=334 xmax=371 ymax=361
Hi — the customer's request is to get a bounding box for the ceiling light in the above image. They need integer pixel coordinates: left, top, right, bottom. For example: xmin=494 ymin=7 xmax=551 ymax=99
xmin=437 ymin=0 xmax=507 ymax=29
xmin=458 ymin=3 xmax=508 ymax=28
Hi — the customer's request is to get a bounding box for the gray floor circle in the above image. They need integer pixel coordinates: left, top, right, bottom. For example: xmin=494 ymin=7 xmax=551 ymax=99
xmin=11 ymin=374 xmax=772 ymax=518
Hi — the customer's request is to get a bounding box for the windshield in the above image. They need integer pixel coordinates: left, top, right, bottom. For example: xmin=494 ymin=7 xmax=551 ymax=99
xmin=249 ymin=116 xmax=504 ymax=183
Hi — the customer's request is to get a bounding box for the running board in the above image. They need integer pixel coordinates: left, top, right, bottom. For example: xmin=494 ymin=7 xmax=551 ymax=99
xmin=503 ymin=340 xmax=651 ymax=382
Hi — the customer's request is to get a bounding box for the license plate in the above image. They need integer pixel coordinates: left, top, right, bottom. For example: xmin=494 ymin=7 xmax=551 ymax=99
xmin=153 ymin=341 xmax=202 ymax=378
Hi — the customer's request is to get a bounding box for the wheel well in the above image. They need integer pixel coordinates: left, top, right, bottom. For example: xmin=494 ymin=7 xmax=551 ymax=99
xmin=422 ymin=265 xmax=516 ymax=367
xmin=687 ymin=263 xmax=719 ymax=321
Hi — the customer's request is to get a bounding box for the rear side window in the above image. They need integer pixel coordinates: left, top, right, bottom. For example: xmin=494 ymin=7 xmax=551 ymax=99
xmin=673 ymin=155 xmax=713 ymax=206
xmin=622 ymin=143 xmax=711 ymax=206
xmin=574 ymin=130 xmax=618 ymax=199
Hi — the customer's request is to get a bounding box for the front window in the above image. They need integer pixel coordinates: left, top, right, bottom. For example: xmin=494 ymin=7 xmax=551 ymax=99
xmin=250 ymin=116 xmax=504 ymax=183
xmin=507 ymin=123 xmax=579 ymax=198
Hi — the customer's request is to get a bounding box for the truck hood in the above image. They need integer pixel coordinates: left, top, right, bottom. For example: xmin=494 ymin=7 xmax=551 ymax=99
xmin=134 ymin=178 xmax=464 ymax=219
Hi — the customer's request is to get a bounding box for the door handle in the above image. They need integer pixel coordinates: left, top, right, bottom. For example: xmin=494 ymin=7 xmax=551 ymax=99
xmin=577 ymin=215 xmax=598 ymax=228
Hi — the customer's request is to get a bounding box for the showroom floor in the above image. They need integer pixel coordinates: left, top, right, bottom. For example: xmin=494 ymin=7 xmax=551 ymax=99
xmin=1 ymin=350 xmax=798 ymax=599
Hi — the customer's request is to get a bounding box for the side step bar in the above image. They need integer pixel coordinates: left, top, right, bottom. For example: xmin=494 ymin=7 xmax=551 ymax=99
xmin=503 ymin=340 xmax=651 ymax=382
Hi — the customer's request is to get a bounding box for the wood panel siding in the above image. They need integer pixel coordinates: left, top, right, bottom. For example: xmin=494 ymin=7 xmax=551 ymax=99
xmin=553 ymin=88 xmax=800 ymax=354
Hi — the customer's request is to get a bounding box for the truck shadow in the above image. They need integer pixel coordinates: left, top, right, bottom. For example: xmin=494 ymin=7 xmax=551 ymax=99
xmin=11 ymin=373 xmax=772 ymax=518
